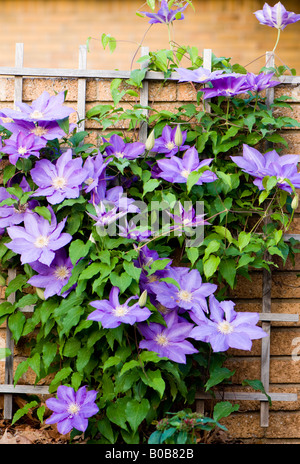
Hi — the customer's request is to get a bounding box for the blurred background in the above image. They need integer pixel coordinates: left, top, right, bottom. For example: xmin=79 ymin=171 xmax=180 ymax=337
xmin=0 ymin=0 xmax=299 ymax=74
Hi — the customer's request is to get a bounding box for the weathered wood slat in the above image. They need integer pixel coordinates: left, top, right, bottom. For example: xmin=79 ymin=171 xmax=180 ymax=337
xmin=195 ymin=392 xmax=298 ymax=402
xmin=0 ymin=385 xmax=49 ymax=395
xmin=4 ymin=269 xmax=17 ymax=420
xmin=139 ymin=46 xmax=149 ymax=144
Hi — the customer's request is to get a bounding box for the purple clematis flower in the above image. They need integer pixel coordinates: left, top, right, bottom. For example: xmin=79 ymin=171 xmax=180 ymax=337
xmin=30 ymin=149 xmax=88 ymax=204
xmin=157 ymin=146 xmax=217 ymax=185
xmin=27 ymin=248 xmax=73 ymax=299
xmin=5 ymin=207 xmax=72 ymax=266
xmin=0 ymin=119 xmax=70 ymax=142
xmin=103 ymin=134 xmax=145 ymax=160
xmin=83 ymin=152 xmax=111 ymax=194
xmin=200 ymin=75 xmax=248 ymax=100
xmin=87 ymin=201 xmax=128 ymax=228
xmin=240 ymin=72 xmax=280 ymax=93
xmin=101 ymin=186 xmax=140 ymax=214
xmin=1 ymin=131 xmax=46 ymax=165
xmin=168 ymin=201 xmax=210 ymax=236
xmin=231 ymin=144 xmax=300 ymax=193
xmin=87 ymin=286 xmax=152 ymax=328
xmin=141 ymin=0 xmax=188 ymax=25
xmin=0 ymin=177 xmax=38 ymax=228
xmin=189 ymin=295 xmax=267 ymax=352
xmin=118 ymin=218 xmax=151 ymax=241
xmin=254 ymin=2 xmax=300 ymax=30
xmin=1 ymin=91 xmax=75 ymax=122
xmin=138 ymin=311 xmax=198 ymax=364
xmin=153 ymin=125 xmax=189 ymax=157
xmin=153 ymin=266 xmax=217 ymax=315
xmin=45 ymin=385 xmax=99 ymax=435
xmin=175 ymin=67 xmax=224 ymax=84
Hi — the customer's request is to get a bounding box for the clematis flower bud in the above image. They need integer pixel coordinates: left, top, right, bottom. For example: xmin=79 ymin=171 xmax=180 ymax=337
xmin=174 ymin=125 xmax=183 ymax=147
xmin=145 ymin=129 xmax=156 ymax=151
xmin=138 ymin=290 xmax=148 ymax=307
xmin=291 ymin=194 xmax=299 ymax=210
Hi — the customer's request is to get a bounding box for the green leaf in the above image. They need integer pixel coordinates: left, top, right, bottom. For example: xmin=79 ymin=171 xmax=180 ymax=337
xmin=0 ymin=348 xmax=11 ymax=360
xmin=12 ymin=401 xmax=38 ymax=425
xmin=98 ymin=417 xmax=115 ymax=444
xmin=186 ymin=247 xmax=199 ymax=266
xmin=123 ymin=261 xmax=142 ymax=282
xmin=50 ymin=367 xmax=73 ymax=388
xmin=110 ymin=271 xmax=132 ymax=293
xmin=141 ymin=369 xmax=165 ymax=398
xmin=43 ymin=342 xmax=58 ymax=371
xmin=242 ymin=379 xmax=272 ymax=405
xmin=125 ymin=398 xmax=150 ymax=433
xmin=33 ymin=206 xmax=52 ymax=223
xmin=107 ymin=397 xmax=129 ymax=430
xmin=8 ymin=311 xmax=26 ymax=342
xmin=203 ymin=255 xmax=220 ymax=279
xmin=237 ymin=231 xmax=251 ymax=251
xmin=69 ymin=239 xmax=93 ymax=265
xmin=219 ymin=259 xmax=236 ymax=289
xmin=214 ymin=226 xmax=233 ymax=243
xmin=120 ymin=360 xmax=141 ymax=376
xmin=213 ymin=401 xmax=239 ymax=422
xmin=143 ymin=178 xmax=160 ymax=196
xmin=5 ymin=274 xmax=28 ymax=298
xmin=205 ymin=367 xmax=235 ymax=391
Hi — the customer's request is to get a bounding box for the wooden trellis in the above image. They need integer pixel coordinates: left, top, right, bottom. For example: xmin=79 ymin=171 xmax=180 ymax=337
xmin=0 ymin=44 xmax=299 ymax=424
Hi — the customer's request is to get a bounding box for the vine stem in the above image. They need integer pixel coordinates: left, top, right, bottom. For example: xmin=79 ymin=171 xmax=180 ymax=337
xmin=272 ymin=28 xmax=281 ymax=53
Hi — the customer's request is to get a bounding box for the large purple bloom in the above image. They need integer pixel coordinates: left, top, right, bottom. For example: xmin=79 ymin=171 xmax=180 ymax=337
xmin=1 ymin=131 xmax=46 ymax=165
xmin=168 ymin=201 xmax=210 ymax=236
xmin=189 ymin=295 xmax=267 ymax=352
xmin=240 ymin=72 xmax=279 ymax=93
xmin=138 ymin=311 xmax=198 ymax=364
xmin=157 ymin=146 xmax=217 ymax=185
xmin=175 ymin=67 xmax=224 ymax=84
xmin=45 ymin=385 xmax=99 ymax=435
xmin=1 ymin=119 xmax=69 ymax=142
xmin=27 ymin=248 xmax=73 ymax=299
xmin=5 ymin=207 xmax=72 ymax=265
xmin=141 ymin=0 xmax=188 ymax=25
xmin=254 ymin=2 xmax=300 ymax=30
xmin=87 ymin=286 xmax=151 ymax=328
xmin=231 ymin=144 xmax=300 ymax=193
xmin=82 ymin=152 xmax=111 ymax=194
xmin=200 ymin=75 xmax=248 ymax=100
xmin=153 ymin=125 xmax=189 ymax=157
xmin=1 ymin=91 xmax=75 ymax=122
xmin=104 ymin=134 xmax=145 ymax=160
xmin=153 ymin=266 xmax=217 ymax=315
xmin=0 ymin=177 xmax=38 ymax=229
xmin=30 ymin=149 xmax=88 ymax=204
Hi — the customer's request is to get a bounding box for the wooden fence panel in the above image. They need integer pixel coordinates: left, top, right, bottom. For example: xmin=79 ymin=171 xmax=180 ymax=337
xmin=0 ymin=43 xmax=299 ymax=428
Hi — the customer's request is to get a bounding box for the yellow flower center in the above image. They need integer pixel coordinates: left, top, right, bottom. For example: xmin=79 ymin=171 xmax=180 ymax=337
xmin=31 ymin=126 xmax=48 ymax=136
xmin=147 ymin=275 xmax=159 ymax=283
xmin=18 ymin=146 xmax=27 ymax=155
xmin=217 ymin=321 xmax=234 ymax=334
xmin=85 ymin=177 xmax=94 ymax=185
xmin=165 ymin=141 xmax=175 ymax=150
xmin=115 ymin=151 xmax=125 ymax=159
xmin=113 ymin=305 xmax=129 ymax=318
xmin=67 ymin=403 xmax=80 ymax=416
xmin=54 ymin=266 xmax=70 ymax=281
xmin=52 ymin=176 xmax=67 ymax=190
xmin=30 ymin=110 xmax=44 ymax=120
xmin=155 ymin=334 xmax=169 ymax=347
xmin=180 ymin=169 xmax=190 ymax=179
xmin=34 ymin=235 xmax=50 ymax=248
xmin=177 ymin=289 xmax=193 ymax=303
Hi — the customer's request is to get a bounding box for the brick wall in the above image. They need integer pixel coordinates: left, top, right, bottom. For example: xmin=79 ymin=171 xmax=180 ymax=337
xmin=0 ymin=0 xmax=299 ymax=74
xmin=0 ymin=75 xmax=300 ymax=442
